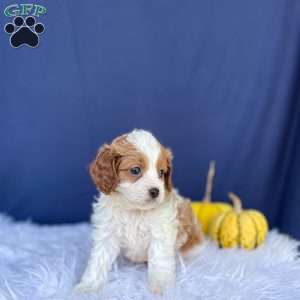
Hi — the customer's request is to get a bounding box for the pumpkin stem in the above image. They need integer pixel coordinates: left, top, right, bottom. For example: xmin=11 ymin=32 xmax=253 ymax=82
xmin=203 ymin=161 xmax=216 ymax=203
xmin=228 ymin=192 xmax=242 ymax=213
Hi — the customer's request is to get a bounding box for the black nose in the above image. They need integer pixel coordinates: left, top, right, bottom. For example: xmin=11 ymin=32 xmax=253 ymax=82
xmin=149 ymin=187 xmax=159 ymax=199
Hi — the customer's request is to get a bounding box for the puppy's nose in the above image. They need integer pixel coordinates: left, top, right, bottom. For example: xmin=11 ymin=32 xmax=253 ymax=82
xmin=149 ymin=187 xmax=159 ymax=199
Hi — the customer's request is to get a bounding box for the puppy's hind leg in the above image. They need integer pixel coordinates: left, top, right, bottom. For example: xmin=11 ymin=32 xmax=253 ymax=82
xmin=177 ymin=200 xmax=205 ymax=259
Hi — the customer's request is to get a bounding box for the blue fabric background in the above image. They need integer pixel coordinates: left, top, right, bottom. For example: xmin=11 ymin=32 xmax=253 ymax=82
xmin=1 ymin=0 xmax=300 ymax=238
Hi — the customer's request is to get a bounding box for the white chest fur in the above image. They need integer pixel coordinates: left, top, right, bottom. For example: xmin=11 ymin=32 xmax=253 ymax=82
xmin=92 ymin=195 xmax=179 ymax=264
xmin=117 ymin=210 xmax=152 ymax=262
xmin=117 ymin=201 xmax=178 ymax=262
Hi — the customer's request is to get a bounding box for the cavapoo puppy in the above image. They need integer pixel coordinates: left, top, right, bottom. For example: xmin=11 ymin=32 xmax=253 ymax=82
xmin=75 ymin=129 xmax=203 ymax=294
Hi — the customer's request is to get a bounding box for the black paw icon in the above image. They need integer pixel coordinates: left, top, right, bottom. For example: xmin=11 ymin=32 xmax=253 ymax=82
xmin=4 ymin=16 xmax=45 ymax=48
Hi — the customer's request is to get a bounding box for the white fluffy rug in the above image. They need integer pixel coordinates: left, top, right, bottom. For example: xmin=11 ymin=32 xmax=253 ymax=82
xmin=0 ymin=214 xmax=299 ymax=300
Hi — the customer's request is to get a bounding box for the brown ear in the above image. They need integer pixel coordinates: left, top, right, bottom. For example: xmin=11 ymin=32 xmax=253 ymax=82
xmin=164 ymin=148 xmax=173 ymax=192
xmin=89 ymin=144 xmax=120 ymax=194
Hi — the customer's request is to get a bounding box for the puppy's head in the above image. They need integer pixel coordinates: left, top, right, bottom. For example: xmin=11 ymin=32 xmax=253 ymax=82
xmin=89 ymin=129 xmax=173 ymax=209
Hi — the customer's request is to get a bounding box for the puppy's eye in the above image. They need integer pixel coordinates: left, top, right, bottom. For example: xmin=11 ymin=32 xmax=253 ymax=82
xmin=130 ymin=167 xmax=141 ymax=176
xmin=159 ymin=169 xmax=165 ymax=178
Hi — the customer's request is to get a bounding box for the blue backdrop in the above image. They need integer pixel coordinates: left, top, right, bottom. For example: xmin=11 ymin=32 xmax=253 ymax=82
xmin=1 ymin=0 xmax=300 ymax=239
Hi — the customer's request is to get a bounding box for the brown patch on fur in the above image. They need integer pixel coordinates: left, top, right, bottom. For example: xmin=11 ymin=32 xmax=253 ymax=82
xmin=157 ymin=147 xmax=173 ymax=192
xmin=118 ymin=151 xmax=148 ymax=183
xmin=177 ymin=200 xmax=204 ymax=253
xmin=89 ymin=135 xmax=148 ymax=193
xmin=89 ymin=144 xmax=120 ymax=194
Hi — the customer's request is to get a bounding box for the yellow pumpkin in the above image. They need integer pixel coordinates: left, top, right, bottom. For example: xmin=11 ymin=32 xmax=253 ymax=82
xmin=191 ymin=161 xmax=231 ymax=234
xmin=209 ymin=192 xmax=269 ymax=250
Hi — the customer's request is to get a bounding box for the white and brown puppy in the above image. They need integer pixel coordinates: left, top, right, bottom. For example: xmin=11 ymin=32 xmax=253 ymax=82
xmin=75 ymin=129 xmax=203 ymax=294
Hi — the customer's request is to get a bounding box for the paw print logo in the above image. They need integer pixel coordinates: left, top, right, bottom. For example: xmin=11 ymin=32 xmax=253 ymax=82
xmin=4 ymin=16 xmax=45 ymax=48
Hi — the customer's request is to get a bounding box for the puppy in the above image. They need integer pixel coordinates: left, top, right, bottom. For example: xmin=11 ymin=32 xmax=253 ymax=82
xmin=75 ymin=129 xmax=203 ymax=294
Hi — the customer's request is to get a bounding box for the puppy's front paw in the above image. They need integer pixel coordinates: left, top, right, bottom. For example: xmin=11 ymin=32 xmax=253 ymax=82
xmin=73 ymin=281 xmax=102 ymax=294
xmin=149 ymin=285 xmax=163 ymax=296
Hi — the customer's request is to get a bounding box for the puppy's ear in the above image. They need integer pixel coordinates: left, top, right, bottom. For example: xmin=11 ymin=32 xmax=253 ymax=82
xmin=164 ymin=148 xmax=173 ymax=192
xmin=89 ymin=144 xmax=120 ymax=194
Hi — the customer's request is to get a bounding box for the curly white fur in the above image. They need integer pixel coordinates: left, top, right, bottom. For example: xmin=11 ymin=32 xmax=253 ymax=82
xmin=75 ymin=193 xmax=179 ymax=294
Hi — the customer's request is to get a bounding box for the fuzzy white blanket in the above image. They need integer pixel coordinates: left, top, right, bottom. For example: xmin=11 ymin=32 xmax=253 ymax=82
xmin=0 ymin=214 xmax=299 ymax=300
